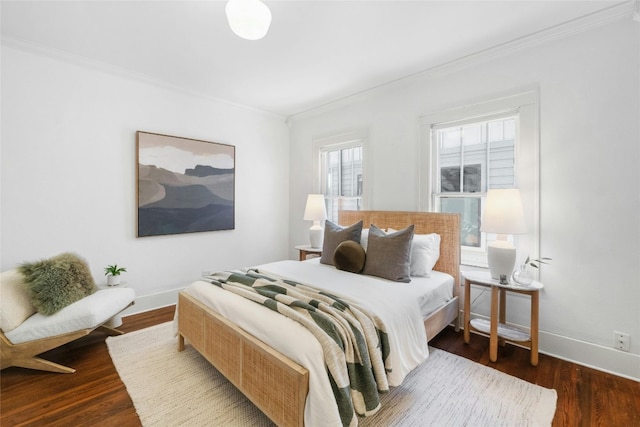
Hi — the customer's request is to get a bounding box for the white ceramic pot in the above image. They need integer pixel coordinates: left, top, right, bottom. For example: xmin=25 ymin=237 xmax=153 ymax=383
xmin=107 ymin=275 xmax=121 ymax=286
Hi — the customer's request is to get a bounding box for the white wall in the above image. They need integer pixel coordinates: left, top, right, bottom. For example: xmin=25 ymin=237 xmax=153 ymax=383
xmin=1 ymin=43 xmax=291 ymax=309
xmin=289 ymin=18 xmax=640 ymax=379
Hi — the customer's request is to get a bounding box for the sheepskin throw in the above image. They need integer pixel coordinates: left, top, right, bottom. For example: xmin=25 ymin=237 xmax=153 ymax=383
xmin=19 ymin=252 xmax=98 ymax=315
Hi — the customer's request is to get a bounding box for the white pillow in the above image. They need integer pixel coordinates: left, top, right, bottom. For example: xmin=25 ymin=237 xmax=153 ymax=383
xmin=361 ymin=228 xmax=369 ymax=251
xmin=0 ymin=269 xmax=36 ymax=332
xmin=388 ymin=229 xmax=441 ymax=277
xmin=410 ymin=233 xmax=441 ymax=277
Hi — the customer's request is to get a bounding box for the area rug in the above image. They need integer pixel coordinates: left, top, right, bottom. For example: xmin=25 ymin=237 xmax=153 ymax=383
xmin=106 ymin=322 xmax=557 ymax=426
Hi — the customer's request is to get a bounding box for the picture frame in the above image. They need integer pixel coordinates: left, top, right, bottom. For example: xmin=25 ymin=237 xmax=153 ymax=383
xmin=136 ymin=131 xmax=235 ymax=237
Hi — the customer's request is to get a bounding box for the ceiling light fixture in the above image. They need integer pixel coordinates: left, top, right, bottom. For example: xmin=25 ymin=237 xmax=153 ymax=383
xmin=225 ymin=0 xmax=272 ymax=40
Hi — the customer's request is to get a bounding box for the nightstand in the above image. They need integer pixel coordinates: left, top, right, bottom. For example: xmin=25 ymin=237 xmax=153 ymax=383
xmin=295 ymin=245 xmax=322 ymax=261
xmin=98 ymin=282 xmax=129 ymax=328
xmin=462 ymin=271 xmax=543 ymax=366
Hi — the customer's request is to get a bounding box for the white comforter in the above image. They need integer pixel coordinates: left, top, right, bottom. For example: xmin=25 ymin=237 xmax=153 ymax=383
xmin=181 ymin=259 xmax=452 ymax=427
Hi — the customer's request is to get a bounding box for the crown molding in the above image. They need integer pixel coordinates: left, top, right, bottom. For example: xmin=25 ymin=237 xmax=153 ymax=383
xmin=2 ymin=1 xmax=633 ymax=124
xmin=289 ymin=1 xmax=635 ymax=122
xmin=1 ymin=35 xmax=287 ymax=122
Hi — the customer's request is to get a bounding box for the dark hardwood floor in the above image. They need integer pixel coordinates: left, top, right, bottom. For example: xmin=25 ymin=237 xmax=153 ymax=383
xmin=2 ymin=306 xmax=638 ymax=426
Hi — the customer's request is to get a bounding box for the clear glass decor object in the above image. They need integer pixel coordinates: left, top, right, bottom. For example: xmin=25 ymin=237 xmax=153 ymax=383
xmin=512 ymin=264 xmax=534 ymax=286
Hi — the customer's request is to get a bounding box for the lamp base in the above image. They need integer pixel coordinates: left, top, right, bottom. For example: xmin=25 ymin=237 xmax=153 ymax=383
xmin=309 ymin=222 xmax=324 ymax=249
xmin=487 ymin=241 xmax=517 ymax=281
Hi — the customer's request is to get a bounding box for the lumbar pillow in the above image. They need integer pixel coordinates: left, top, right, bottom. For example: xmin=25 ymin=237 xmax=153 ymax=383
xmin=0 ymin=269 xmax=37 ymax=332
xmin=333 ymin=240 xmax=366 ymax=274
xmin=320 ymin=220 xmax=363 ymax=266
xmin=363 ymin=224 xmax=414 ymax=282
xmin=19 ymin=252 xmax=98 ymax=315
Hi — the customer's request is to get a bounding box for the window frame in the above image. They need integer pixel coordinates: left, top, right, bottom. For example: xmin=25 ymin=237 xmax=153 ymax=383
xmin=433 ymin=113 xmax=518 ymax=261
xmin=419 ymin=91 xmax=540 ymax=268
xmin=312 ymin=130 xmax=369 ymax=223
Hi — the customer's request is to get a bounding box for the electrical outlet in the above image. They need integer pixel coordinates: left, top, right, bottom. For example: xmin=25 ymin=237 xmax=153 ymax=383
xmin=614 ymin=331 xmax=630 ymax=352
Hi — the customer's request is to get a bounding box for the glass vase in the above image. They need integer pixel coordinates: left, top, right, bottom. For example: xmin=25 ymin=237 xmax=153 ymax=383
xmin=512 ymin=264 xmax=534 ymax=286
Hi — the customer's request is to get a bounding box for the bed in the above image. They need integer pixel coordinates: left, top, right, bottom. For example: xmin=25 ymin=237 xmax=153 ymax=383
xmin=177 ymin=210 xmax=460 ymax=427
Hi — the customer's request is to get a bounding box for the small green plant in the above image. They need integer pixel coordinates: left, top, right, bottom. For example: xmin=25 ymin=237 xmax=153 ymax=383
xmin=104 ymin=264 xmax=127 ymax=276
xmin=525 ymin=256 xmax=552 ymax=269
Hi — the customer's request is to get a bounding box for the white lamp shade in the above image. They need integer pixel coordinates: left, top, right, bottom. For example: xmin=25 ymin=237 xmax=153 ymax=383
xmin=481 ymin=188 xmax=527 ymax=280
xmin=225 ymin=0 xmax=272 ymax=40
xmin=303 ymin=194 xmax=327 ymax=222
xmin=480 ymin=189 xmax=527 ymax=235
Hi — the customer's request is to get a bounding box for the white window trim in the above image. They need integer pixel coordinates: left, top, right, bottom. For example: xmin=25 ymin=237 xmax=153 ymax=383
xmin=312 ymin=129 xmax=370 ymax=214
xmin=419 ymin=90 xmax=540 ymax=269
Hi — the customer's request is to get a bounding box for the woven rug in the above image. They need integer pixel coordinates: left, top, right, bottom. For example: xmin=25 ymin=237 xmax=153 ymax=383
xmin=106 ymin=322 xmax=557 ymax=426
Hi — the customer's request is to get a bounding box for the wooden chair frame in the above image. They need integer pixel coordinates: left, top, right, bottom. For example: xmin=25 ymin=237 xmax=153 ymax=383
xmin=1 ymin=303 xmax=134 ymax=374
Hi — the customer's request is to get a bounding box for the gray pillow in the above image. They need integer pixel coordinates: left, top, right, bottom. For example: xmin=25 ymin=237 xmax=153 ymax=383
xmin=363 ymin=224 xmax=415 ymax=282
xmin=320 ymin=220 xmax=363 ymax=265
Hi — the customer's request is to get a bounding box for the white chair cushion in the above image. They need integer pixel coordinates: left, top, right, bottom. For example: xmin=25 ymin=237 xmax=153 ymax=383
xmin=0 ymin=269 xmax=37 ymax=332
xmin=4 ymin=287 xmax=135 ymax=344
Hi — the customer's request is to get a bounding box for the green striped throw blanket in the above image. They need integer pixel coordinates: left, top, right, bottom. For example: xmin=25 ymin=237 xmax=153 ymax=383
xmin=205 ymin=269 xmax=391 ymax=427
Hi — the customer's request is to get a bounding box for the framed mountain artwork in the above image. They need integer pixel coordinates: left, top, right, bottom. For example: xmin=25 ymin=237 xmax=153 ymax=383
xmin=136 ymin=131 xmax=235 ymax=237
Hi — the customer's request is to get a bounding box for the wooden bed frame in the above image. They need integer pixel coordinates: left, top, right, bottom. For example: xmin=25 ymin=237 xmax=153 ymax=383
xmin=177 ymin=210 xmax=460 ymax=427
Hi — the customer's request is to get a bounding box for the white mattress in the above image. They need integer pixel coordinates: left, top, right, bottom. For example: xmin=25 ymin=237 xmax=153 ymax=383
xmin=5 ymin=288 xmax=135 ymax=344
xmin=180 ymin=259 xmax=453 ymax=427
xmin=288 ymin=258 xmax=454 ymax=320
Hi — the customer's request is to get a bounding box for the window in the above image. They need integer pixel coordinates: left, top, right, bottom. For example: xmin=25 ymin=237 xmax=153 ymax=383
xmin=434 ymin=116 xmax=516 ymax=250
xmin=320 ymin=142 xmax=363 ymax=222
xmin=420 ymin=91 xmax=540 ymax=267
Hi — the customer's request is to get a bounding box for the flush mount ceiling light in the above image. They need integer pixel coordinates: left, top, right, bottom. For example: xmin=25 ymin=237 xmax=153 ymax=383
xmin=225 ymin=0 xmax=272 ymax=40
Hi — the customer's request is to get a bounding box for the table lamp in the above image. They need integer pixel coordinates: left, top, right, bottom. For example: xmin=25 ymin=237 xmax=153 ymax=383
xmin=480 ymin=189 xmax=527 ymax=280
xmin=304 ymin=194 xmax=327 ymax=249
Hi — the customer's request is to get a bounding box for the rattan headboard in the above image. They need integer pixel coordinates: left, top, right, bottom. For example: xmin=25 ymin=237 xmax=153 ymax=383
xmin=338 ymin=210 xmax=460 ymax=295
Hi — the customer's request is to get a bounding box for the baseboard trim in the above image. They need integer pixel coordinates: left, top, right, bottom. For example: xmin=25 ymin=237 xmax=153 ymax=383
xmin=120 ymin=287 xmax=183 ymax=317
xmin=466 ymin=313 xmax=640 ymax=381
xmin=539 ymin=330 xmax=640 ymax=382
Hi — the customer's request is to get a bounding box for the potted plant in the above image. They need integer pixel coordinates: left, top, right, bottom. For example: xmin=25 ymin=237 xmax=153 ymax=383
xmin=526 ymin=256 xmax=552 ymax=269
xmin=104 ymin=264 xmax=127 ymax=286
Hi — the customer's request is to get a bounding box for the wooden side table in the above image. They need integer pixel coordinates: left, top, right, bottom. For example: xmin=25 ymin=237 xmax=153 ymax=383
xmin=462 ymin=271 xmax=543 ymax=366
xmin=295 ymin=245 xmax=322 ymax=261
